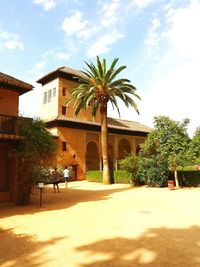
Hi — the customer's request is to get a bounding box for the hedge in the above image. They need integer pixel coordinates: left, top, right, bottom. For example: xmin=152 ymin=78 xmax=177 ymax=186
xmin=86 ymin=170 xmax=200 ymax=187
xmin=86 ymin=170 xmax=132 ymax=184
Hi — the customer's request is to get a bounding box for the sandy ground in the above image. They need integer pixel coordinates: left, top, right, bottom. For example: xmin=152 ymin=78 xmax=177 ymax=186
xmin=1 ymin=181 xmax=200 ymax=267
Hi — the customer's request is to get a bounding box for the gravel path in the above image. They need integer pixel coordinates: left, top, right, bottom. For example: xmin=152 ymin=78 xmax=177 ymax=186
xmin=0 ymin=181 xmax=200 ymax=267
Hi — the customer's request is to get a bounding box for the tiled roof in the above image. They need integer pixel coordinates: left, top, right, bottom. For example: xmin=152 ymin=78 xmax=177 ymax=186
xmin=58 ymin=66 xmax=86 ymax=78
xmin=0 ymin=72 xmax=33 ymax=95
xmin=107 ymin=117 xmax=153 ymax=133
xmin=37 ymin=66 xmax=86 ymax=85
xmin=48 ymin=115 xmax=153 ymax=134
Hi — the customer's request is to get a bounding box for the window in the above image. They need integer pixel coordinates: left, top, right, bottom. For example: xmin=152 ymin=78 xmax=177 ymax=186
xmin=62 ymin=106 xmax=66 ymax=115
xmin=62 ymin=87 xmax=67 ymax=96
xmin=62 ymin=142 xmax=67 ymax=151
xmin=43 ymin=92 xmax=47 ymax=104
xmin=47 ymin=89 xmax=52 ymax=102
xmin=53 ymin=87 xmax=56 ymax=97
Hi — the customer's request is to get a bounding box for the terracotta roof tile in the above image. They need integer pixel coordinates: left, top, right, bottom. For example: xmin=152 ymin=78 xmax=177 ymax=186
xmin=0 ymin=72 xmax=33 ymax=95
xmin=53 ymin=116 xmax=153 ymax=133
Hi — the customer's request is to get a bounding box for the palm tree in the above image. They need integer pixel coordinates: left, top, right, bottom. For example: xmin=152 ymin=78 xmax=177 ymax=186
xmin=66 ymin=56 xmax=140 ymax=184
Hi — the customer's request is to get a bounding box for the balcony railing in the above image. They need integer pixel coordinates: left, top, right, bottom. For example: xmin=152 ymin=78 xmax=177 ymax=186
xmin=0 ymin=114 xmax=26 ymax=136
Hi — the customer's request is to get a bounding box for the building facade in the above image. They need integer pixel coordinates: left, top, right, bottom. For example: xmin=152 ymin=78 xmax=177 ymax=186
xmin=37 ymin=67 xmax=152 ymax=180
xmin=0 ymin=72 xmax=32 ymax=203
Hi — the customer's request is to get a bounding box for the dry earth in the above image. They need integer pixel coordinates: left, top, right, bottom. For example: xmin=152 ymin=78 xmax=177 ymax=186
xmin=0 ymin=181 xmax=200 ymax=267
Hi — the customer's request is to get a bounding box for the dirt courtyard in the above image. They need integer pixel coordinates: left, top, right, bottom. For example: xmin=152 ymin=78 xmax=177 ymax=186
xmin=1 ymin=181 xmax=200 ymax=267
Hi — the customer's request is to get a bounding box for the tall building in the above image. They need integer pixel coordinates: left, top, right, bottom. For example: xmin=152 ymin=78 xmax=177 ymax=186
xmin=37 ymin=66 xmax=152 ymax=180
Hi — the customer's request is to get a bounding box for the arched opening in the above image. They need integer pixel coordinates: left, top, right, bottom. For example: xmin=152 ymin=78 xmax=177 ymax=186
xmin=136 ymin=144 xmax=141 ymax=155
xmin=118 ymin=138 xmax=131 ymax=160
xmin=86 ymin=141 xmax=99 ymax=170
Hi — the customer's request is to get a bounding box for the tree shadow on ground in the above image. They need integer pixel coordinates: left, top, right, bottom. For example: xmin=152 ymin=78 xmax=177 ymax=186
xmin=0 ymin=183 xmax=133 ymax=218
xmin=0 ymin=227 xmax=65 ymax=266
xmin=76 ymin=226 xmax=200 ymax=267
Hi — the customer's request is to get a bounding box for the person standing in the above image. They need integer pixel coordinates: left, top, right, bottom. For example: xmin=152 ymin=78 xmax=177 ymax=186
xmin=63 ymin=166 xmax=69 ymax=188
xmin=51 ymin=167 xmax=60 ymax=193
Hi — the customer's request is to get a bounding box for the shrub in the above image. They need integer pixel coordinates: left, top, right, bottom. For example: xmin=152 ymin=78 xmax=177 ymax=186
xmin=15 ymin=119 xmax=56 ymax=205
xmin=86 ymin=170 xmax=132 ymax=184
xmin=170 ymin=170 xmax=200 ymax=187
xmin=119 ymin=153 xmax=141 ymax=185
xmin=86 ymin=171 xmax=103 ymax=182
xmin=138 ymin=157 xmax=168 ymax=187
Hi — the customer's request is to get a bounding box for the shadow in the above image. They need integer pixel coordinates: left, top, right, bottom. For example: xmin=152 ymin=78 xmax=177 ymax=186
xmin=76 ymin=226 xmax=200 ymax=267
xmin=0 ymin=182 xmax=133 ymax=218
xmin=0 ymin=227 xmax=65 ymax=266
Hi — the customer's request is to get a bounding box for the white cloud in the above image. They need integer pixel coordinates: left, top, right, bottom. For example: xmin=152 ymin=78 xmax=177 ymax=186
xmin=133 ymin=1 xmax=200 ymax=136
xmin=62 ymin=11 xmax=89 ymax=37
xmin=55 ymin=52 xmax=70 ymax=60
xmin=131 ymin=0 xmax=155 ymax=9
xmin=139 ymin=61 xmax=200 ymax=136
xmin=35 ymin=61 xmax=46 ymax=69
xmin=19 ymin=85 xmax=41 ymax=118
xmin=27 ymin=61 xmax=47 ymax=78
xmin=33 ymin=0 xmax=56 ymax=11
xmin=87 ymin=32 xmax=124 ymax=57
xmin=100 ymin=0 xmax=121 ymax=28
xmin=0 ymin=28 xmax=23 ymax=50
xmin=145 ymin=17 xmax=160 ymax=54
xmin=163 ymin=1 xmax=200 ymax=60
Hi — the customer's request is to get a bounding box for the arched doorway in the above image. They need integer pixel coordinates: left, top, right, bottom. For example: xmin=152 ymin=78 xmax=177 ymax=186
xmin=136 ymin=144 xmax=141 ymax=155
xmin=118 ymin=138 xmax=131 ymax=160
xmin=86 ymin=141 xmax=99 ymax=170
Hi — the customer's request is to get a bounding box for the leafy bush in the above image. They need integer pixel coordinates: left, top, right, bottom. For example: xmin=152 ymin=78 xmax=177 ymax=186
xmin=119 ymin=153 xmax=141 ymax=185
xmin=138 ymin=157 xmax=168 ymax=187
xmin=86 ymin=170 xmax=132 ymax=184
xmin=15 ymin=119 xmax=56 ymax=205
xmin=170 ymin=170 xmax=200 ymax=187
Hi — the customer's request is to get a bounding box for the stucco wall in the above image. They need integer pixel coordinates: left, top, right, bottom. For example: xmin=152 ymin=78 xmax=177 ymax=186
xmin=0 ymin=88 xmax=19 ymax=116
xmin=54 ymin=125 xmax=147 ymax=180
xmin=40 ymin=79 xmax=59 ymax=121
xmin=59 ymin=78 xmax=101 ymax=123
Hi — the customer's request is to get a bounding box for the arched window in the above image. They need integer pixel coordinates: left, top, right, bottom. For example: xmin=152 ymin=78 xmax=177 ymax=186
xmin=86 ymin=141 xmax=99 ymax=170
xmin=118 ymin=138 xmax=131 ymax=160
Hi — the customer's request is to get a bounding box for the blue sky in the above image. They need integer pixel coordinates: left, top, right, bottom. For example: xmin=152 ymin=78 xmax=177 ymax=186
xmin=1 ymin=0 xmax=200 ymax=136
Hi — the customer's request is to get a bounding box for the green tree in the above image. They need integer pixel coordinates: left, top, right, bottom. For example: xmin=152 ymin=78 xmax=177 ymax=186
xmin=140 ymin=116 xmax=191 ymax=188
xmin=15 ymin=119 xmax=56 ymax=205
xmin=66 ymin=56 xmax=140 ymax=184
xmin=189 ymin=127 xmax=200 ymax=163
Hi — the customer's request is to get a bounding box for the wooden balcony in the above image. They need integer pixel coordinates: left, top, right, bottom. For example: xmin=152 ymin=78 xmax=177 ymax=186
xmin=0 ymin=114 xmax=28 ymax=140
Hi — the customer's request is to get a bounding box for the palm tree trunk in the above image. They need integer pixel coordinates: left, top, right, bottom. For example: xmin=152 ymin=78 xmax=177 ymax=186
xmin=100 ymin=106 xmax=111 ymax=184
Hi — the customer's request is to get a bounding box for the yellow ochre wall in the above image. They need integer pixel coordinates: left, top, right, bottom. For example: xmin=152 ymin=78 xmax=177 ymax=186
xmin=54 ymin=125 xmax=146 ymax=180
xmin=0 ymin=88 xmax=19 ymax=116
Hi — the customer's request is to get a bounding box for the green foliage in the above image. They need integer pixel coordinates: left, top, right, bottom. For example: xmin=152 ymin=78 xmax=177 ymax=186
xmin=138 ymin=157 xmax=169 ymax=187
xmin=86 ymin=170 xmax=132 ymax=184
xmin=119 ymin=153 xmax=141 ymax=185
xmin=138 ymin=116 xmax=192 ymax=187
xmin=168 ymin=170 xmax=200 ymax=187
xmin=86 ymin=171 xmax=103 ymax=182
xmin=113 ymin=170 xmax=132 ymax=184
xmin=189 ymin=127 xmax=200 ymax=164
xmin=66 ymin=56 xmax=140 ymax=118
xmin=14 ymin=119 xmax=56 ymax=205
